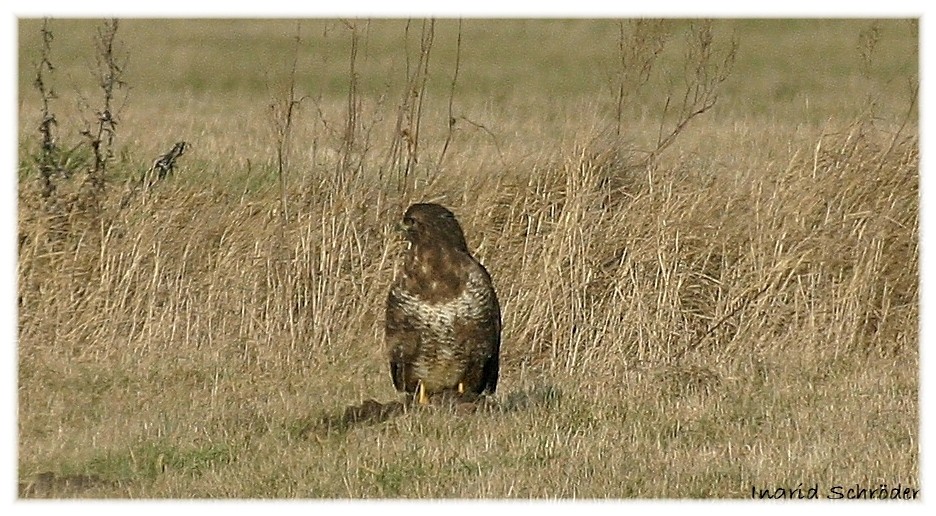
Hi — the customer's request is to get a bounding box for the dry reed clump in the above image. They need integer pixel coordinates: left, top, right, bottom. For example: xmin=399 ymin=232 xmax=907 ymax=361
xmin=469 ymin=111 xmax=917 ymax=384
xmin=23 ymin=115 xmax=915 ymax=385
xmin=17 ymin=19 xmax=917 ymax=498
xmin=42 ymin=184 xmax=390 ymax=367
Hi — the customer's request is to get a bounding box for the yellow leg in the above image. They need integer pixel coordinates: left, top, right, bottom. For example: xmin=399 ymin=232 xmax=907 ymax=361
xmin=457 ymin=382 xmax=465 ymax=394
xmin=416 ymin=381 xmax=429 ymax=405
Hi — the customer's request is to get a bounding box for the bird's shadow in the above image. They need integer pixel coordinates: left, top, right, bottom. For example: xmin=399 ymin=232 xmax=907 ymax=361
xmin=298 ymin=384 xmax=563 ymax=440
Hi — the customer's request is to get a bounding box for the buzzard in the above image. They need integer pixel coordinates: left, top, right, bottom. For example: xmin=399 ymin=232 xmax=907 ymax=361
xmin=385 ymin=203 xmax=501 ymax=405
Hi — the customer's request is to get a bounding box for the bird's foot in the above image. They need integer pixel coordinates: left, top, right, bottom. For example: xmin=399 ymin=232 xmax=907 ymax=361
xmin=415 ymin=381 xmax=429 ymax=405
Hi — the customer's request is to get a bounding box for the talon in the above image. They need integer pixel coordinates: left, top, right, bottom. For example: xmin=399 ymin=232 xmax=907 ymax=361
xmin=416 ymin=381 xmax=429 ymax=405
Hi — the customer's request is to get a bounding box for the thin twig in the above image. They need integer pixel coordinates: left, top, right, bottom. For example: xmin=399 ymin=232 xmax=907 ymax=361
xmin=437 ymin=19 xmax=463 ymax=167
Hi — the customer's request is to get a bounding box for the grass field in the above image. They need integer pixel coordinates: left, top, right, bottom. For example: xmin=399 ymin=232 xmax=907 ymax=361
xmin=16 ymin=18 xmax=919 ymax=498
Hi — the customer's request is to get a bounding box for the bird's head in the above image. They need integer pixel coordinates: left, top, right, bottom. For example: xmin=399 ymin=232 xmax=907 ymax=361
xmin=399 ymin=203 xmax=469 ymax=252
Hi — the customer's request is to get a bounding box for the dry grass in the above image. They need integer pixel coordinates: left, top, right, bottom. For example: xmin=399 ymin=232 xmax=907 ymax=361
xmin=16 ymin=18 xmax=918 ymax=498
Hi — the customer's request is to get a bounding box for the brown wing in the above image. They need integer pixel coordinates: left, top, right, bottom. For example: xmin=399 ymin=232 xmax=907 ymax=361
xmin=484 ymin=286 xmax=501 ymax=393
xmin=385 ymin=287 xmax=420 ymax=393
xmin=454 ymin=259 xmax=501 ymax=395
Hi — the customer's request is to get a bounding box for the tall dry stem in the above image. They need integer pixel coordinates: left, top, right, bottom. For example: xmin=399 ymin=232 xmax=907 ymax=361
xmin=338 ymin=19 xmax=361 ymax=187
xmin=34 ymin=17 xmax=58 ymax=201
xmin=81 ymin=18 xmax=126 ymax=190
xmin=385 ymin=19 xmax=435 ymax=194
xmin=270 ymin=21 xmax=306 ymax=226
xmin=437 ymin=19 xmax=463 ymax=168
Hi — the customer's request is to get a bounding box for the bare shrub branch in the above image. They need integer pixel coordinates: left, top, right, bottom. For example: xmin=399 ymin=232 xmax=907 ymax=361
xmin=34 ymin=17 xmax=58 ymax=200
xmin=614 ymin=19 xmax=670 ymax=138
xmin=458 ymin=115 xmax=507 ymax=168
xmin=646 ymin=20 xmax=736 ymax=166
xmin=80 ymin=18 xmax=128 ymax=193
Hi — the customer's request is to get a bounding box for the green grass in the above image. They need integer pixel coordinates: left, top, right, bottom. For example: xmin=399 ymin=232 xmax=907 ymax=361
xmin=16 ymin=18 xmax=918 ymax=498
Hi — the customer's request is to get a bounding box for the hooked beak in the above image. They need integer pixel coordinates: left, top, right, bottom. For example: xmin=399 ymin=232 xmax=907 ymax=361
xmin=394 ymin=219 xmax=414 ymax=249
xmin=394 ymin=220 xmax=409 ymax=238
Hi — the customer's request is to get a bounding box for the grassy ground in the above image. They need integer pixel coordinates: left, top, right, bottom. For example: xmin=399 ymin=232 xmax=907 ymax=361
xmin=16 ymin=18 xmax=918 ymax=498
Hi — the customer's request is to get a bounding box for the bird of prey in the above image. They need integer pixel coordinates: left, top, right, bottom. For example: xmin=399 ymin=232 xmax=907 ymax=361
xmin=385 ymin=203 xmax=501 ymax=405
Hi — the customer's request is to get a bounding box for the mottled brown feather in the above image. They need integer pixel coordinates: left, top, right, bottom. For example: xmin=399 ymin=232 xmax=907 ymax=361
xmin=385 ymin=203 xmax=501 ymax=400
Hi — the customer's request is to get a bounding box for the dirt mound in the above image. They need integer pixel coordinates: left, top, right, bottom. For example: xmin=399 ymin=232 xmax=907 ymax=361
xmin=300 ymin=393 xmax=501 ymax=439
